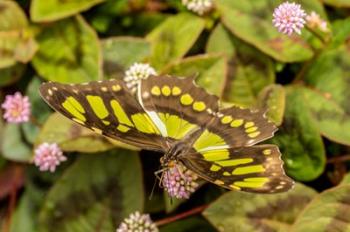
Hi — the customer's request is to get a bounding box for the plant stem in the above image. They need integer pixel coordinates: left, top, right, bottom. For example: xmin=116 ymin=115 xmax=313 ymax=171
xmin=327 ymin=155 xmax=350 ymax=164
xmin=155 ymin=204 xmax=208 ymax=227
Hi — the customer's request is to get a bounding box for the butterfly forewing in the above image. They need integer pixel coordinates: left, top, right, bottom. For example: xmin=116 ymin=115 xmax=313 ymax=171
xmin=139 ymin=75 xmax=219 ymax=141
xmin=39 ymin=80 xmax=166 ymax=151
xmin=181 ymin=145 xmax=294 ymax=193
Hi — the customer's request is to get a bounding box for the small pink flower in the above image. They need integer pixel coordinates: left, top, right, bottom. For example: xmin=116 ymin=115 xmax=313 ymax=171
xmin=273 ymin=2 xmax=306 ymax=36
xmin=34 ymin=143 xmax=66 ymax=172
xmin=117 ymin=211 xmax=158 ymax=232
xmin=306 ymin=11 xmax=328 ymax=32
xmin=1 ymin=92 xmax=31 ymax=123
xmin=162 ymin=164 xmax=199 ymax=199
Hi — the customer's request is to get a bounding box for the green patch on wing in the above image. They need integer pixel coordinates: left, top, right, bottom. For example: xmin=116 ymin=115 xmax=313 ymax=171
xmin=203 ymin=183 xmax=317 ymax=232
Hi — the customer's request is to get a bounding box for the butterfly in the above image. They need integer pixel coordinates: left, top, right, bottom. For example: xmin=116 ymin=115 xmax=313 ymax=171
xmin=39 ymin=75 xmax=294 ymax=193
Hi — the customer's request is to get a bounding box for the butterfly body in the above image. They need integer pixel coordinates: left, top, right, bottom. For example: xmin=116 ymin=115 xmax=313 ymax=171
xmin=40 ymin=75 xmax=294 ymax=193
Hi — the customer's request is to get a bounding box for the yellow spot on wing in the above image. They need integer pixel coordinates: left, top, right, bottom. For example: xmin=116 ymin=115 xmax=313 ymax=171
xmin=229 ymin=185 xmax=241 ymax=190
xmin=216 ymin=158 xmax=253 ymax=167
xmin=244 ymin=177 xmax=269 ymax=182
xmin=92 ymin=127 xmax=102 ymax=134
xmin=210 ymin=165 xmax=221 ymax=171
xmin=158 ymin=113 xmax=197 ymax=139
xmin=101 ymin=87 xmax=108 ymax=92
xmin=161 ymin=85 xmax=171 ymax=96
xmin=62 ymin=97 xmax=86 ymax=122
xmin=172 ymin=86 xmax=182 ymax=96
xmin=202 ymin=149 xmax=230 ymax=161
xmin=234 ymin=181 xmax=265 ymax=188
xmin=248 ymin=131 xmax=261 ymax=138
xmin=223 ymin=172 xmax=231 ymax=176
xmin=131 ymin=113 xmax=160 ymax=134
xmin=193 ymin=101 xmax=206 ymax=112
xmin=246 ymin=127 xmax=258 ymax=133
xmin=86 ymin=95 xmax=109 ymax=119
xmin=193 ymin=130 xmax=226 ymax=151
xmin=230 ymin=119 xmax=243 ymax=127
xmin=112 ymin=85 xmax=121 ymax=92
xmin=221 ymin=116 xmax=233 ymax=124
xmin=245 ymin=122 xmax=255 ymax=128
xmin=214 ymin=180 xmax=225 ymax=185
xmin=263 ymin=149 xmax=272 ymax=155
xmin=151 ymin=86 xmax=161 ymax=96
xmin=232 ymin=165 xmax=265 ymax=175
xmin=117 ymin=124 xmax=130 ymax=133
xmin=110 ymin=100 xmax=134 ymax=127
xmin=180 ymin=94 xmax=193 ymax=105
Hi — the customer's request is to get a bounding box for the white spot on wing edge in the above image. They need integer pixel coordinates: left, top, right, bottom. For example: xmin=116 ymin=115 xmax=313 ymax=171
xmin=136 ymin=80 xmax=168 ymax=137
xmin=199 ymin=145 xmax=230 ymax=152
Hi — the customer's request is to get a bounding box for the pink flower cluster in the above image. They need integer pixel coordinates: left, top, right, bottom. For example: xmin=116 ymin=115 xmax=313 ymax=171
xmin=34 ymin=143 xmax=66 ymax=172
xmin=162 ymin=164 xmax=199 ymax=199
xmin=117 ymin=211 xmax=158 ymax=232
xmin=1 ymin=92 xmax=31 ymax=123
xmin=273 ymin=2 xmax=306 ymax=36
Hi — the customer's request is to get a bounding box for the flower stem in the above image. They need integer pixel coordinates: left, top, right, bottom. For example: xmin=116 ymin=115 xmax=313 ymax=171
xmin=155 ymin=204 xmax=208 ymax=227
xmin=327 ymin=155 xmax=350 ymax=164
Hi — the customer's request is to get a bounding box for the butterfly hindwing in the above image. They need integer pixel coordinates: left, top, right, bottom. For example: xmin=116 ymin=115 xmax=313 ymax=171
xmin=181 ymin=145 xmax=294 ymax=193
xmin=39 ymin=80 xmax=166 ymax=151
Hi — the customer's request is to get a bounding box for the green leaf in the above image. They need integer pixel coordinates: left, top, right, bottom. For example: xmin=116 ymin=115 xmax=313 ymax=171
xmin=101 ymin=37 xmax=151 ymax=79
xmin=257 ymin=84 xmax=286 ymax=126
xmin=160 ymin=216 xmax=216 ymax=232
xmin=203 ymin=183 xmax=317 ymax=232
xmin=206 ymin=23 xmax=236 ymax=57
xmin=10 ymin=192 xmax=37 ymax=232
xmin=304 ymin=45 xmax=350 ymax=145
xmin=1 ymin=124 xmax=32 ymax=162
xmin=330 ymin=18 xmax=350 ymax=48
xmin=0 ymin=64 xmax=26 ymax=87
xmin=22 ymin=77 xmax=52 ymax=144
xmin=39 ymin=150 xmax=144 ymax=232
xmin=341 ymin=173 xmax=350 ymax=185
xmin=206 ymin=24 xmax=275 ymax=106
xmin=30 ymin=0 xmax=105 ymax=22
xmin=215 ymin=0 xmax=314 ymax=62
xmin=32 ymin=16 xmax=102 ymax=83
xmin=146 ymin=13 xmax=205 ymax=69
xmin=321 ymin=0 xmax=350 ymax=7
xmin=0 ymin=0 xmax=37 ymax=68
xmin=36 ymin=113 xmax=119 ymax=153
xmin=271 ymin=87 xmax=326 ymax=181
xmin=291 ymin=185 xmax=350 ymax=232
xmin=162 ymin=54 xmax=227 ymax=96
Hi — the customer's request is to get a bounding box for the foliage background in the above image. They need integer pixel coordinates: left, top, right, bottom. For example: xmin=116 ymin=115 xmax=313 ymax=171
xmin=1 ymin=0 xmax=350 ymax=231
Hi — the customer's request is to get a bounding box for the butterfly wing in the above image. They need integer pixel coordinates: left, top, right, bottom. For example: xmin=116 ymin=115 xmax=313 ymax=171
xmin=137 ymin=75 xmax=292 ymax=193
xmin=139 ymin=75 xmax=219 ymax=141
xmin=39 ymin=79 xmax=167 ymax=151
xmin=180 ymin=145 xmax=294 ymax=193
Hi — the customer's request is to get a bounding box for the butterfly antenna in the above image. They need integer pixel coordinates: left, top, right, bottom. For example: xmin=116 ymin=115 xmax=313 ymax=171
xmin=149 ymin=166 xmax=166 ymax=200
